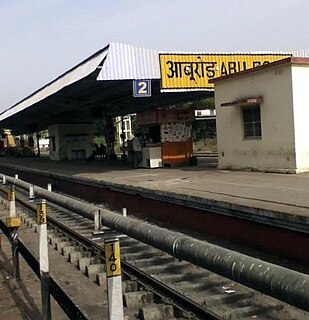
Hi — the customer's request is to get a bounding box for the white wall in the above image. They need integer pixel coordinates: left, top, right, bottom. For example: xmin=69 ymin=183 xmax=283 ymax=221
xmin=215 ymin=64 xmax=297 ymax=173
xmin=48 ymin=123 xmax=94 ymax=161
xmin=48 ymin=125 xmax=60 ymax=160
xmin=291 ymin=65 xmax=309 ymax=172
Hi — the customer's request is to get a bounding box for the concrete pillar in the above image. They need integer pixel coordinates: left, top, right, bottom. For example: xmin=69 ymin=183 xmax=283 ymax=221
xmin=36 ymin=199 xmax=51 ymax=320
xmin=104 ymin=238 xmax=123 ymax=319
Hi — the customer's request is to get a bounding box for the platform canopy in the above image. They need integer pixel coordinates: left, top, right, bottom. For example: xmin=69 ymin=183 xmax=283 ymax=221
xmin=0 ymin=43 xmax=211 ymax=135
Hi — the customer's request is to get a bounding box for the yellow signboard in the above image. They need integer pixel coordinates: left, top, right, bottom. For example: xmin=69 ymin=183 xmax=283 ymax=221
xmin=159 ymin=53 xmax=290 ymax=90
xmin=105 ymin=239 xmax=121 ymax=277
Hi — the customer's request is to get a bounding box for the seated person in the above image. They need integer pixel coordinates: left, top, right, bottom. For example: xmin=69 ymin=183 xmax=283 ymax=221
xmin=87 ymin=143 xmax=106 ymax=161
xmin=98 ymin=143 xmax=106 ymax=157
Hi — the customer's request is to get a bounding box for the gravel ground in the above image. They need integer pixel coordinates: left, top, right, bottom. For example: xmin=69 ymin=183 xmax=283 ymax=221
xmin=0 ymin=203 xmax=109 ymax=320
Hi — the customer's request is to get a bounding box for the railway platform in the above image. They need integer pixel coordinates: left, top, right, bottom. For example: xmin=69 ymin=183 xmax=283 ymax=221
xmin=1 ymin=164 xmax=301 ymax=319
xmin=0 ymin=156 xmax=308 ymax=229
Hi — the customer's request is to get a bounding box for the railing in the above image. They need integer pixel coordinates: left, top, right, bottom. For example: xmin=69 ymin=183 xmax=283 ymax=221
xmin=0 ymin=218 xmax=88 ymax=320
xmin=3 ymin=174 xmax=309 ymax=312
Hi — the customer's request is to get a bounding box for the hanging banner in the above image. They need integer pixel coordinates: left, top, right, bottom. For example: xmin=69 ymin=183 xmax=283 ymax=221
xmin=159 ymin=53 xmax=290 ymax=91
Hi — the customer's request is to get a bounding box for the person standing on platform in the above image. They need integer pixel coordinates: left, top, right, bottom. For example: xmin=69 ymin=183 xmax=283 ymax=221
xmin=132 ymin=133 xmax=142 ymax=168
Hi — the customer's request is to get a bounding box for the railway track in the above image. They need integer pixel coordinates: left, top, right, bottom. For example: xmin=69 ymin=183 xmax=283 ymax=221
xmin=0 ymin=163 xmax=307 ymax=267
xmin=1 ymin=183 xmax=308 ymax=320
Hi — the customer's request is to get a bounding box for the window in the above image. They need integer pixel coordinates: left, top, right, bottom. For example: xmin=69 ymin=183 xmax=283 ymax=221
xmin=243 ymin=105 xmax=261 ymax=139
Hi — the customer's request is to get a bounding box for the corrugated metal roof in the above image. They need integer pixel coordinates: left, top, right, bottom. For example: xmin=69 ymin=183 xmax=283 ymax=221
xmin=96 ymin=42 xmax=160 ymax=80
xmin=289 ymin=49 xmax=309 ymax=57
xmin=156 ymin=49 xmax=309 ymax=56
xmin=0 ymin=43 xmax=162 ymax=122
xmin=0 ymin=47 xmax=109 ymax=122
xmin=0 ymin=43 xmax=308 ymax=124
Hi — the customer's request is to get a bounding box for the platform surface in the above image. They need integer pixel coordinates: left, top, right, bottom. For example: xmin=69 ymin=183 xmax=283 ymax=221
xmin=0 ymin=156 xmax=309 ymax=221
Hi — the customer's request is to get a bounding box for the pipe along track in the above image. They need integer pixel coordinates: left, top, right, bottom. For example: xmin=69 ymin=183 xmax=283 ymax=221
xmin=12 ymin=188 xmax=221 ymax=319
xmin=7 ymin=187 xmax=308 ymax=320
xmin=2 ymin=175 xmax=309 ymax=318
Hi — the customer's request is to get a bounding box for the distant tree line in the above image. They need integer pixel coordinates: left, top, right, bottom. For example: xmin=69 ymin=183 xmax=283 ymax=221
xmin=192 ymin=98 xmax=216 ymax=140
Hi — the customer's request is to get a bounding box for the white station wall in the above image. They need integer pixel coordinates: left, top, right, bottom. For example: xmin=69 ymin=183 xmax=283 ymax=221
xmin=215 ymin=64 xmax=297 ymax=172
xmin=291 ymin=64 xmax=309 ymax=172
xmin=48 ymin=125 xmax=60 ymax=160
xmin=48 ymin=123 xmax=94 ymax=161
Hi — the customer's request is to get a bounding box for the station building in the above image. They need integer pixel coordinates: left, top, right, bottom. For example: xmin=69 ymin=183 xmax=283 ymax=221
xmin=0 ymin=42 xmax=304 ymax=171
xmin=211 ymin=57 xmax=309 ymax=173
xmin=48 ymin=123 xmax=94 ymax=160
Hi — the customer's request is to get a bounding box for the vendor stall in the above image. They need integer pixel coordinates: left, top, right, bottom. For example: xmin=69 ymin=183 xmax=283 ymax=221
xmin=136 ymin=107 xmax=194 ymax=168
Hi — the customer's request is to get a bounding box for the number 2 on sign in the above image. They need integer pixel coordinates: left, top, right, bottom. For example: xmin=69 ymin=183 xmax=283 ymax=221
xmin=133 ymin=79 xmax=151 ymax=97
xmin=137 ymin=81 xmax=147 ymax=94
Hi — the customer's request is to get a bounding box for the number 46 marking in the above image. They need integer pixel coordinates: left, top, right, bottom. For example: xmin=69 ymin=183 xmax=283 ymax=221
xmin=133 ymin=80 xmax=151 ymax=97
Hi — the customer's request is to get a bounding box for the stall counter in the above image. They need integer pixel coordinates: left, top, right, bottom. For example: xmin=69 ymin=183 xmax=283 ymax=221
xmin=139 ymin=146 xmax=162 ymax=168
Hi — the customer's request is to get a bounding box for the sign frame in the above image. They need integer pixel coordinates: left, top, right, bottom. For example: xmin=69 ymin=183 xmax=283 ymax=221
xmin=159 ymin=53 xmax=291 ymax=91
xmin=133 ymin=79 xmax=152 ymax=97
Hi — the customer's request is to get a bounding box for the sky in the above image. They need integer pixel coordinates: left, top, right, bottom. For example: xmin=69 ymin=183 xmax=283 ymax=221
xmin=0 ymin=0 xmax=308 ymax=112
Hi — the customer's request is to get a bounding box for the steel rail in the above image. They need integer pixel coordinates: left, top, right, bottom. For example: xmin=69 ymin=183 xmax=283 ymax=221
xmin=4 ymin=175 xmax=309 ymax=312
xmin=15 ymin=187 xmax=222 ymax=320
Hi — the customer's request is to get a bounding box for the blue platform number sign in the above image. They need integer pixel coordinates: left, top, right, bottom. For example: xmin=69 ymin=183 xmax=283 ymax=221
xmin=133 ymin=80 xmax=151 ymax=97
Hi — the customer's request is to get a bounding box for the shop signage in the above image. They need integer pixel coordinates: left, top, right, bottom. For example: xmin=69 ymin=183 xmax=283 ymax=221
xmin=137 ymin=111 xmax=157 ymax=125
xmin=133 ymin=79 xmax=152 ymax=97
xmin=137 ymin=108 xmax=194 ymax=125
xmin=157 ymin=108 xmax=194 ymax=123
xmin=159 ymin=53 xmax=290 ymax=91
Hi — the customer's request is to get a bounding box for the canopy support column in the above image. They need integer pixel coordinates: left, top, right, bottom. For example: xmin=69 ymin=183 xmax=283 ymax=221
xmin=36 ymin=132 xmax=41 ymax=158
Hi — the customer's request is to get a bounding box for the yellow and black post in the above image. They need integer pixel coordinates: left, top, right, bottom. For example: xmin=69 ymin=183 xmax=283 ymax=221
xmin=8 ymin=184 xmax=16 ymax=217
xmin=36 ymin=199 xmax=51 ymax=320
xmin=104 ymin=237 xmax=124 ymax=320
xmin=6 ymin=183 xmax=21 ymax=279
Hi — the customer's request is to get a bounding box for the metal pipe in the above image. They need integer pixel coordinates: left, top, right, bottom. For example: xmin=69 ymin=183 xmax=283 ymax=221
xmin=7 ymin=175 xmax=309 ymax=311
